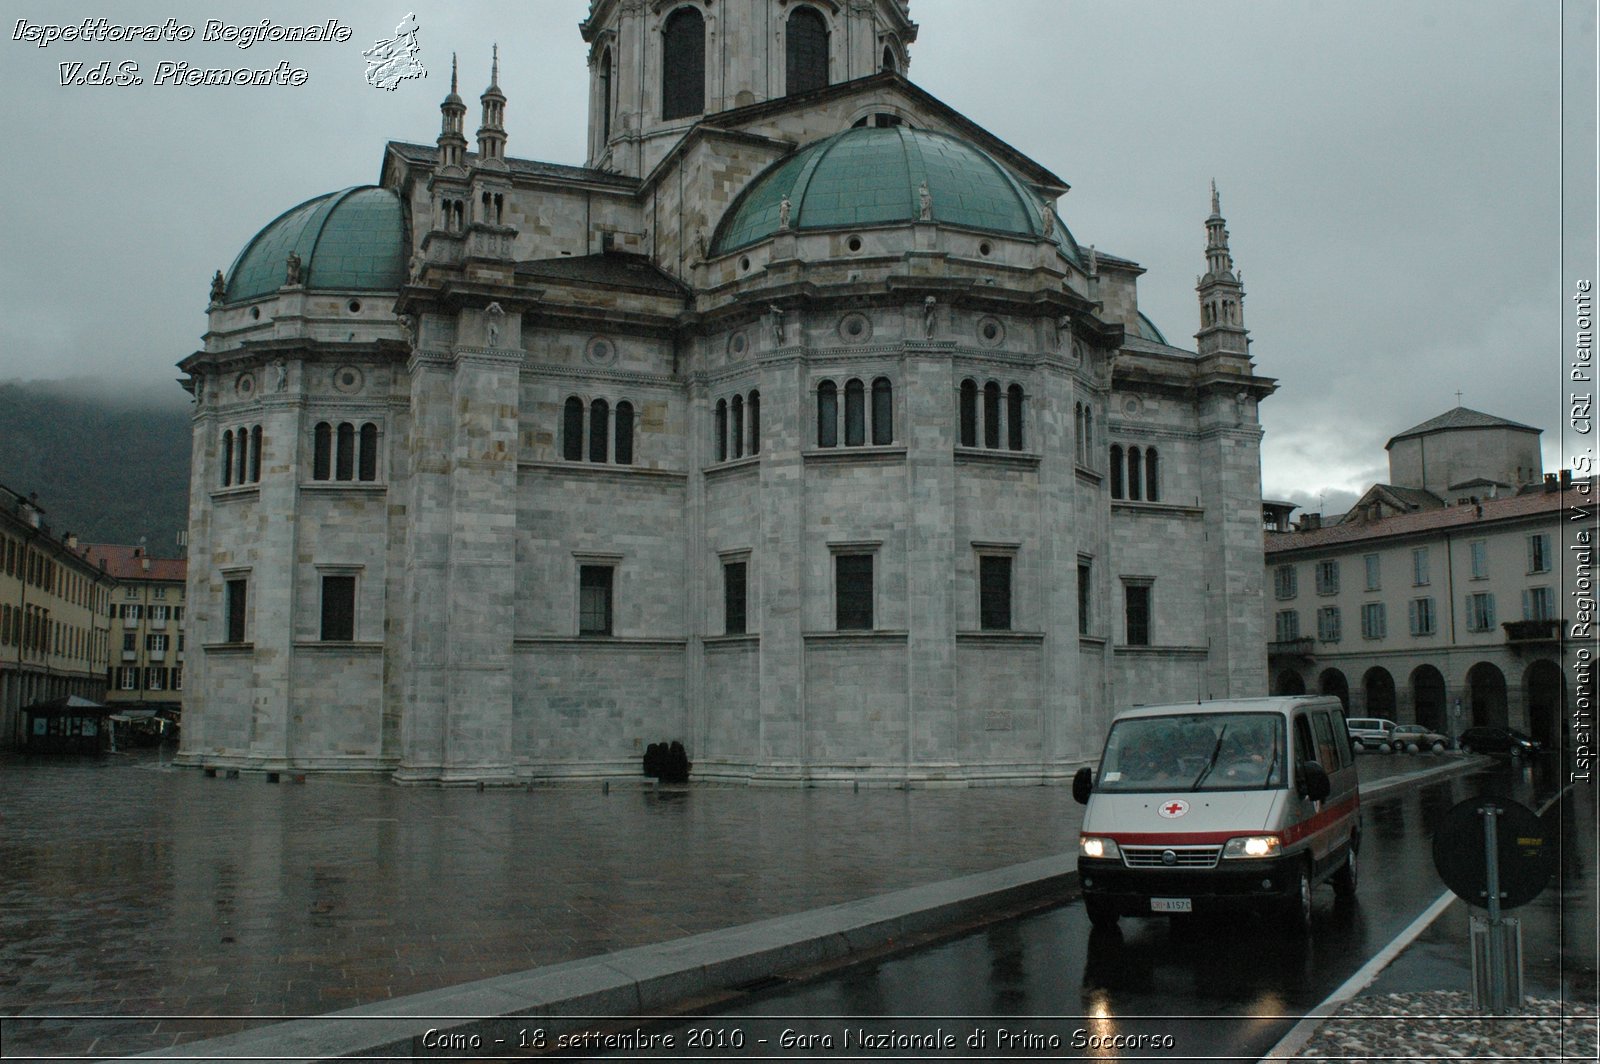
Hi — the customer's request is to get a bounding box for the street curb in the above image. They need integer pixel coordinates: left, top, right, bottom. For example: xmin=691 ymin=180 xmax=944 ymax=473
xmin=117 ymin=854 xmax=1077 ymax=1062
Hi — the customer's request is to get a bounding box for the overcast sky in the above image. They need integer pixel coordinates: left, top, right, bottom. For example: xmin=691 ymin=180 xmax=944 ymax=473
xmin=0 ymin=1 xmax=1590 ymax=515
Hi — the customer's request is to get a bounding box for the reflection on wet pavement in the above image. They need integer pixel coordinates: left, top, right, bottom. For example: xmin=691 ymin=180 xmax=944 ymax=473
xmin=0 ymin=750 xmax=1088 ymax=1058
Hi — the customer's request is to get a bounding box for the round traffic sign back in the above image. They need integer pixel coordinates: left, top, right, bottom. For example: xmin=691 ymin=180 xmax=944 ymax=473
xmin=1432 ymin=795 xmax=1555 ymax=910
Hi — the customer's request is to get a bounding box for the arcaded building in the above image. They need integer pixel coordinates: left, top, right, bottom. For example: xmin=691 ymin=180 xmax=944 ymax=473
xmin=178 ymin=0 xmax=1276 ymax=784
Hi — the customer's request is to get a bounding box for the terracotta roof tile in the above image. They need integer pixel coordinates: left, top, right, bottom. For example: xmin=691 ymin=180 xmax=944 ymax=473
xmin=1267 ymin=481 xmax=1588 ymax=555
xmin=80 ymin=544 xmax=187 ymax=583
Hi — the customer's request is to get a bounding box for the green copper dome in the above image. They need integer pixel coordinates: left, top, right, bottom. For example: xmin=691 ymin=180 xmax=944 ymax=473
xmin=713 ymin=126 xmax=1068 ymax=255
xmin=224 ymin=186 xmax=406 ymax=303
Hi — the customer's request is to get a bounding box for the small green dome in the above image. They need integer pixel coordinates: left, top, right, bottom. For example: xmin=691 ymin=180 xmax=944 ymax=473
xmin=224 ymin=186 xmax=406 ymax=303
xmin=713 ymin=126 xmax=1073 ymax=256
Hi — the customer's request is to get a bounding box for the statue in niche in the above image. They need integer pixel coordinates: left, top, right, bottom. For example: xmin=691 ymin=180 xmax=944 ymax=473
xmin=1057 ymin=315 xmax=1072 ymax=350
xmin=272 ymin=357 xmax=287 ymax=393
xmin=285 ymin=252 xmax=303 ymax=286
xmin=918 ymin=181 xmax=933 ymax=221
xmin=923 ymin=295 xmax=937 ymax=339
xmin=209 ymin=270 xmax=226 ymax=304
xmin=485 ymin=302 xmax=505 ymax=347
xmin=778 ymin=195 xmax=792 ymax=230
xmin=769 ymin=304 xmax=786 ymax=345
xmin=692 ymin=228 xmax=707 ymax=263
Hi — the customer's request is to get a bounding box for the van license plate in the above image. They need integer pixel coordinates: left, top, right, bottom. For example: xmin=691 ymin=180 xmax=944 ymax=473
xmin=1151 ymin=898 xmax=1192 ymax=913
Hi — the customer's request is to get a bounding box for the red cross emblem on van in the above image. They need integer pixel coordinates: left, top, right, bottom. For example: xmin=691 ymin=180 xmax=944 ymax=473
xmin=1158 ymin=799 xmax=1189 ymax=819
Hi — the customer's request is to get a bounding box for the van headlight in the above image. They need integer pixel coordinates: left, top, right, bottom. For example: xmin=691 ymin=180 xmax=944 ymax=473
xmin=1222 ymin=835 xmax=1282 ymax=859
xmin=1080 ymin=836 xmax=1121 ymax=859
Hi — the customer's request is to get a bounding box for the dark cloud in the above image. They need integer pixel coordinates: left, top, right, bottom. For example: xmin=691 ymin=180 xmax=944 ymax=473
xmin=0 ymin=0 xmax=1580 ymax=504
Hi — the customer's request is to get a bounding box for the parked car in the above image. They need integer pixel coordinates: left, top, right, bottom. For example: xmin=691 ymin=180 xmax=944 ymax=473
xmin=1346 ymin=717 xmax=1398 ymax=752
xmin=1389 ymin=724 xmax=1450 ymax=754
xmin=1458 ymin=726 xmax=1542 ymax=757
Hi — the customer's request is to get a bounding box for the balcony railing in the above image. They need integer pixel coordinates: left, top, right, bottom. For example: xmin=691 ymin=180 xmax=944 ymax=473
xmin=1503 ymin=618 xmax=1563 ymax=649
xmin=1269 ymin=637 xmax=1316 ymax=659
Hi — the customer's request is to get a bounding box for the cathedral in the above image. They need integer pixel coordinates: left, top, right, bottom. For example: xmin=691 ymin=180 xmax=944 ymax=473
xmin=177 ymin=0 xmax=1275 ymax=784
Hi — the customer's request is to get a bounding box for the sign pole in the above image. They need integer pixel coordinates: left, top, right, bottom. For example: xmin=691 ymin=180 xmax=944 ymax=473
xmin=1480 ymin=801 xmax=1506 ymax=1013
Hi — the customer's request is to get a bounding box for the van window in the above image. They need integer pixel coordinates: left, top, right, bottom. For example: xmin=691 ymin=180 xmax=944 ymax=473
xmin=1096 ymin=712 xmax=1285 ymax=792
xmin=1329 ymin=707 xmax=1356 ymax=765
xmin=1311 ymin=712 xmax=1343 ymax=769
xmin=1293 ymin=714 xmax=1316 ymax=767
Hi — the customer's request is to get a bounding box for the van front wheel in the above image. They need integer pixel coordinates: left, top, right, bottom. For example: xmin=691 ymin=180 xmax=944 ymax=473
xmin=1332 ymin=845 xmax=1358 ymax=898
xmin=1085 ymin=895 xmax=1119 ymax=930
xmin=1283 ymin=864 xmax=1313 ymax=934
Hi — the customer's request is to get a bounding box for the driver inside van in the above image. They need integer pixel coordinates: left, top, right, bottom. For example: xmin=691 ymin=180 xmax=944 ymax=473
xmin=1220 ymin=719 xmax=1274 ymax=784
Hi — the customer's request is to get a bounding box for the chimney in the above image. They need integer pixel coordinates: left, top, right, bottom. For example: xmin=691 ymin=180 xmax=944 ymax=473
xmin=65 ymin=532 xmax=77 ymax=549
xmin=1561 ymin=469 xmax=1573 ymax=489
xmin=141 ymin=556 xmax=150 ymax=572
xmin=1300 ymin=513 xmax=1322 ymax=531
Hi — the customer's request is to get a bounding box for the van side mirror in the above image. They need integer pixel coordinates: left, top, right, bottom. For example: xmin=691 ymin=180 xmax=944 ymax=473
xmin=1296 ymin=761 xmax=1331 ymax=802
xmin=1073 ymin=766 xmax=1094 ymax=804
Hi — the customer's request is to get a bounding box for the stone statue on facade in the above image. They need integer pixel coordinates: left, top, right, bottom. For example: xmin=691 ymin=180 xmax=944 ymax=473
xmin=918 ymin=181 xmax=932 ymax=221
xmin=1087 ymin=244 xmax=1098 ymax=277
xmin=485 ymin=302 xmax=505 ymax=347
xmin=923 ymin=295 xmax=937 ymax=339
xmin=1040 ymin=202 xmax=1054 ymax=238
xmin=192 ymin=374 xmax=205 ymax=404
xmin=285 ymin=252 xmax=303 ymax=286
xmin=396 ymin=313 xmax=418 ymax=348
xmin=769 ymin=304 xmax=786 ymax=345
xmin=778 ymin=195 xmax=792 ymax=231
xmin=408 ymin=252 xmax=423 ymax=281
xmin=209 ymin=270 xmax=226 ymax=304
xmin=692 ymin=228 xmax=707 ymax=263
xmin=273 ymin=357 xmax=287 ymax=392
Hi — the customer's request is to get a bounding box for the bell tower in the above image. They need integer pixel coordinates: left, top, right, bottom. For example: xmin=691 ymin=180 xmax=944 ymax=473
xmin=1194 ymin=181 xmax=1251 ymax=368
xmin=581 ymin=0 xmax=919 ymax=176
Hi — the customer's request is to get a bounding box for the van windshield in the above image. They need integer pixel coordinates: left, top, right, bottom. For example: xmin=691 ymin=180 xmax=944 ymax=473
xmin=1096 ymin=712 xmax=1286 ymax=793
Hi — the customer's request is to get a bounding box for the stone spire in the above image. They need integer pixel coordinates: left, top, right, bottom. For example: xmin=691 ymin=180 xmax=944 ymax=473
xmin=437 ymin=53 xmax=468 ymax=170
xmin=476 ymin=45 xmax=507 ymax=165
xmin=1195 ymin=181 xmax=1249 ymax=361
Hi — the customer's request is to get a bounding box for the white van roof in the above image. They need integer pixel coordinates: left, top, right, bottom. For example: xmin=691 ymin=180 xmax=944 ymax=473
xmin=1112 ymin=696 xmax=1343 ymax=723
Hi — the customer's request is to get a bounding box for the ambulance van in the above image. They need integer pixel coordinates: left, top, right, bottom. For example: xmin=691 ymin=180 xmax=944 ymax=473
xmin=1072 ymin=696 xmax=1360 ymax=932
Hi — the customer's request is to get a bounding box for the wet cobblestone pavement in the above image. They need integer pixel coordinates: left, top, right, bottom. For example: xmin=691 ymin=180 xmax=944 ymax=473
xmin=0 ymin=750 xmax=1093 ymax=1059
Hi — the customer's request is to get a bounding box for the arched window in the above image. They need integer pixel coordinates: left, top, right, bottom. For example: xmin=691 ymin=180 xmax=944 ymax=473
xmin=983 ymin=382 xmax=1001 ymax=449
xmin=1007 ymin=385 xmax=1024 ymax=451
xmin=748 ymin=391 xmax=760 ymax=456
xmin=1109 ymin=445 xmax=1124 ymax=499
xmin=731 ymin=394 xmax=745 ymax=459
xmin=959 ymin=379 xmax=978 ymax=447
xmin=1145 ymin=448 xmax=1160 ymax=502
xmin=715 ymin=398 xmax=728 ymax=462
xmin=844 ymin=378 xmax=865 ymax=446
xmin=786 ymin=6 xmax=829 ymax=96
xmin=615 ymin=401 xmax=634 ymax=465
xmin=221 ymin=430 xmax=234 ymax=487
xmin=589 ymin=399 xmax=610 ymax=463
xmin=817 ymin=381 xmax=838 ymax=447
xmin=563 ymin=397 xmax=585 ymax=461
xmin=313 ymin=422 xmax=332 ymax=480
xmin=661 ymin=6 xmax=705 ymax=120
xmin=236 ymin=427 xmax=250 ymax=486
xmin=250 ymin=426 xmax=263 ymax=483
xmin=336 ymin=422 xmax=355 ymax=481
xmin=871 ymin=378 xmax=893 ymax=445
xmin=1127 ymin=447 xmax=1143 ymax=501
xmin=881 ymin=45 xmax=897 ymax=73
xmin=358 ymin=423 xmax=378 ymax=481
xmin=1074 ymin=403 xmax=1085 ymax=460
xmin=600 ymin=48 xmax=614 ymax=142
